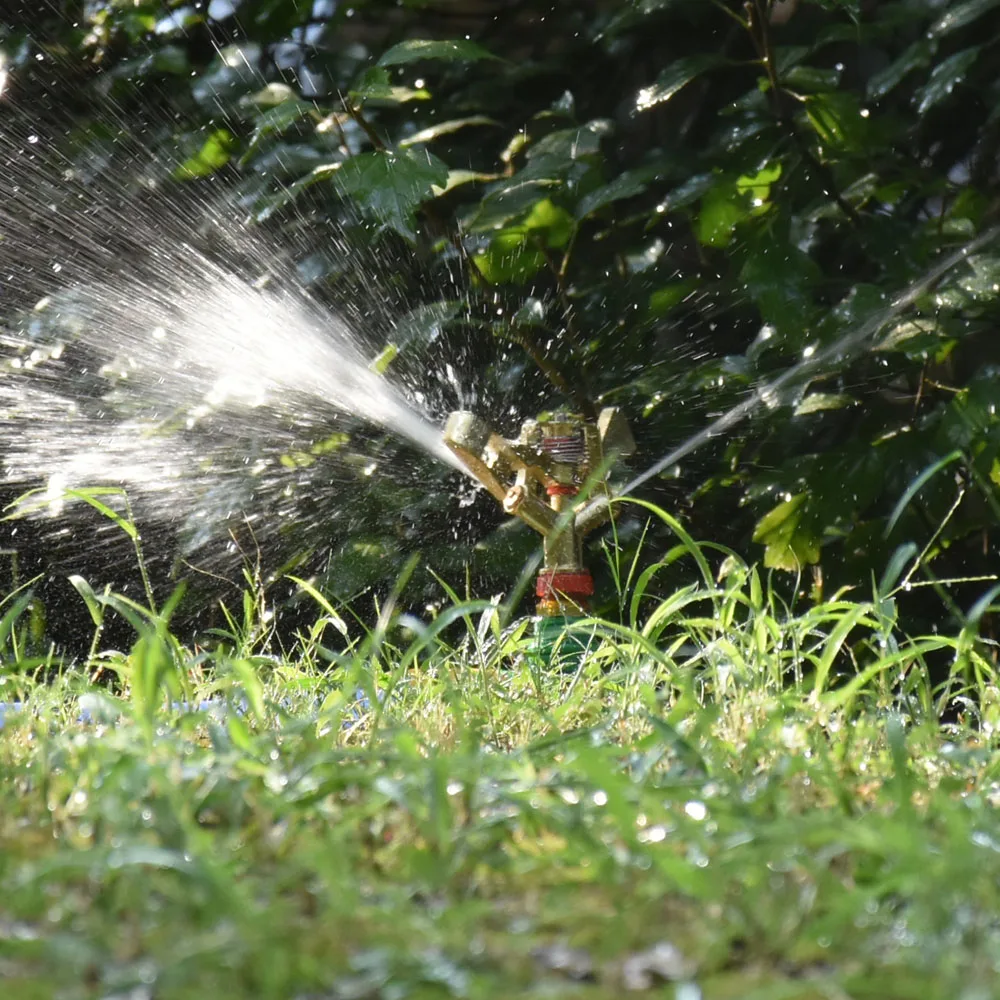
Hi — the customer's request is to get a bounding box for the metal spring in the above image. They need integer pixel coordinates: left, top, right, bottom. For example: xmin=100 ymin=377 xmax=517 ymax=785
xmin=542 ymin=433 xmax=586 ymax=464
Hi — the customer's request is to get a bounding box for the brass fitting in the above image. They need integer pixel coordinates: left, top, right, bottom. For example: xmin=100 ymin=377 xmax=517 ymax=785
xmin=503 ymin=484 xmax=527 ymax=515
xmin=443 ymin=406 xmax=634 ymax=615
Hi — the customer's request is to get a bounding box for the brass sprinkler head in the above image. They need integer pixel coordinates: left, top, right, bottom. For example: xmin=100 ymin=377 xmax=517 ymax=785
xmin=443 ymin=406 xmax=635 ymax=616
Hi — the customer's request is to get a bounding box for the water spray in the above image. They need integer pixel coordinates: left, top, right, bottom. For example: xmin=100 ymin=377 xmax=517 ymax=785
xmin=620 ymin=224 xmax=1000 ymax=498
xmin=444 ymin=406 xmax=635 ymax=665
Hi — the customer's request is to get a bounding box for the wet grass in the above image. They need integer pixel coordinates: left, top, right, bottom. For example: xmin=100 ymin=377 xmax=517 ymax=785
xmin=2 ymin=507 xmax=1000 ymax=998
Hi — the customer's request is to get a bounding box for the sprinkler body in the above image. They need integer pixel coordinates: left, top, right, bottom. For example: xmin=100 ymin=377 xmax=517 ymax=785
xmin=443 ymin=407 xmax=634 ymax=666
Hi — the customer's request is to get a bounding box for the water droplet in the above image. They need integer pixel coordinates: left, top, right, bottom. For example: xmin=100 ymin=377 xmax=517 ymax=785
xmin=684 ymin=800 xmax=707 ymax=821
xmin=639 ymin=824 xmax=668 ymax=843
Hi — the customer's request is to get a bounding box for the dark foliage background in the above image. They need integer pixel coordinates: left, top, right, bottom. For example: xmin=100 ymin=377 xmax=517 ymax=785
xmin=2 ymin=0 xmax=1000 ymax=644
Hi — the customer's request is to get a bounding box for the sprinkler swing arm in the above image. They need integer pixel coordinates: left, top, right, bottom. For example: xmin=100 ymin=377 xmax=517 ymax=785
xmin=443 ymin=407 xmax=634 ymax=629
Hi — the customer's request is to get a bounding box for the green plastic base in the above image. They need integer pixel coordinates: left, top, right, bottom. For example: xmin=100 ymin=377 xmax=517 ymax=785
xmin=533 ymin=614 xmax=597 ymax=670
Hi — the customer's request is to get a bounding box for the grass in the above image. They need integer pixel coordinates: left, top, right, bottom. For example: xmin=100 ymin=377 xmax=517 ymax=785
xmin=3 ymin=501 xmax=1000 ymax=999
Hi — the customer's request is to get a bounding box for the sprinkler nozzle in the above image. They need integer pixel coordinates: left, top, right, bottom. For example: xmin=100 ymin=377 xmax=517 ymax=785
xmin=503 ymin=484 xmax=527 ymax=515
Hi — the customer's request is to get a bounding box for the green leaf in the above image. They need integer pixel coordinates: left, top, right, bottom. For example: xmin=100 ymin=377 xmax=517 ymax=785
xmin=334 ymin=148 xmax=448 ymax=239
xmin=63 ymin=489 xmax=137 ymax=541
xmin=144 ymin=45 xmax=189 ymax=76
xmin=191 ymin=44 xmax=262 ymax=108
xmin=794 ymin=392 xmax=855 ymax=415
xmin=958 ymin=255 xmax=1000 ymax=302
xmin=783 ymin=64 xmax=842 ymax=93
xmin=287 ymin=575 xmax=348 ymax=634
xmin=393 ymin=301 xmax=461 ymax=348
xmin=635 ymin=55 xmax=721 ymax=112
xmin=310 ymin=433 xmax=349 ymax=457
xmin=173 ymin=129 xmax=235 ymax=180
xmin=513 ymin=297 xmax=547 ymax=325
xmin=739 ymin=242 xmax=821 ymax=340
xmin=473 ymin=230 xmax=546 ymax=284
xmin=647 ymin=280 xmax=698 ymax=317
xmin=521 ymin=197 xmax=575 ymax=248
xmin=752 ymin=493 xmax=821 ymax=571
xmin=696 ymin=188 xmax=746 ymax=248
xmin=885 ymin=451 xmax=963 ymax=536
xmin=254 ymin=162 xmax=340 ymax=221
xmin=775 ymin=45 xmax=812 ymax=75
xmin=241 ymin=82 xmax=300 ymax=109
xmin=626 ymin=238 xmax=667 ymax=274
xmin=377 ymin=38 xmax=498 ymax=66
xmin=229 ymin=658 xmax=267 ymax=723
xmin=914 ymin=48 xmax=980 ymax=115
xmin=840 ymin=171 xmax=881 ymax=210
xmin=526 ymin=120 xmax=612 ymax=161
xmin=280 ymin=450 xmax=315 ymax=469
xmin=350 ymin=67 xmax=430 ymax=105
xmin=575 ymin=166 xmax=658 ymax=219
xmin=399 ymin=115 xmax=498 ymax=147
xmin=659 ymin=172 xmax=715 ymax=212
xmin=359 ymin=85 xmax=432 ymax=105
xmin=226 ymin=712 xmax=255 ymax=754
xmin=241 ymin=101 xmax=315 ymax=164
xmin=866 ymin=40 xmax=935 ymax=101
xmin=472 ymin=200 xmax=573 ymax=284
xmin=735 ymin=161 xmax=782 ymax=202
xmin=876 ymin=318 xmax=947 ymax=354
xmin=69 ymin=575 xmax=105 ymax=628
xmin=931 ymin=0 xmax=1000 ymax=36
xmin=0 ymin=591 xmax=36 ymax=655
xmin=369 ymin=343 xmax=399 ymax=375
xmin=803 ymin=92 xmax=869 ymax=151
xmin=820 ymin=283 xmax=886 ymax=341
xmin=432 ymin=169 xmax=497 ymax=195
xmin=468 ymin=179 xmax=561 ymax=231
xmin=250 ymin=142 xmax=326 ymax=180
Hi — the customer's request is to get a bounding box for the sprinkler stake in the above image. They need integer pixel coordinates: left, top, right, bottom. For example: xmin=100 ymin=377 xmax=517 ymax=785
xmin=444 ymin=407 xmax=634 ymax=666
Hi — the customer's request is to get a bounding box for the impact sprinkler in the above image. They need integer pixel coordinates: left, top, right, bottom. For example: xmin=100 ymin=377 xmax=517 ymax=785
xmin=444 ymin=407 xmax=635 ymax=666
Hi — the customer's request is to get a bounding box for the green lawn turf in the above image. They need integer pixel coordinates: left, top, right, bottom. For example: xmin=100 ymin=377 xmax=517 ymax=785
xmin=3 ymin=525 xmax=1000 ymax=998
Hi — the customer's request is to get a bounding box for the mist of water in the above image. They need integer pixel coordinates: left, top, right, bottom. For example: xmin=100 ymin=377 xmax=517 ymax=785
xmin=0 ymin=113 xmax=476 ymax=583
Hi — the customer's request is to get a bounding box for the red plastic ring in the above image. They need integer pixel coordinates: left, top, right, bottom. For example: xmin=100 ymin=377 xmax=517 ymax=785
xmin=537 ymin=570 xmax=595 ymax=598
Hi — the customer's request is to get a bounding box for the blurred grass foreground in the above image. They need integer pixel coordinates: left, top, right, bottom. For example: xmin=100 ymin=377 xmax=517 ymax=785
xmin=4 ymin=502 xmax=1000 ymax=999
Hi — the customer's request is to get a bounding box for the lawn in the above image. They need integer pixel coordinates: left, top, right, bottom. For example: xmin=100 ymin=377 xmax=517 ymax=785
xmin=2 ymin=509 xmax=999 ymax=999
